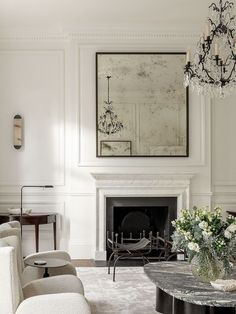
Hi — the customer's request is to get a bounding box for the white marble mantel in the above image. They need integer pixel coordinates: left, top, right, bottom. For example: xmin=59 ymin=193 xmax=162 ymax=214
xmin=91 ymin=173 xmax=195 ymax=260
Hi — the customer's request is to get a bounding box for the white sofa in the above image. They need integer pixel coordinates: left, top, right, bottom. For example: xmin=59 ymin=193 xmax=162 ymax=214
xmin=0 ymin=221 xmax=77 ymax=285
xmin=0 ymin=244 xmax=91 ymax=314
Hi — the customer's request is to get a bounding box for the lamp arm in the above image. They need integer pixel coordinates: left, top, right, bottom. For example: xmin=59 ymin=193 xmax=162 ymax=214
xmin=19 ymin=185 xmax=54 ymax=237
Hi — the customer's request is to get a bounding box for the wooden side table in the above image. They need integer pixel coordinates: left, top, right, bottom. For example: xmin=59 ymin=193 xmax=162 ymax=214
xmin=0 ymin=213 xmax=57 ymax=252
xmin=227 ymin=211 xmax=236 ymax=217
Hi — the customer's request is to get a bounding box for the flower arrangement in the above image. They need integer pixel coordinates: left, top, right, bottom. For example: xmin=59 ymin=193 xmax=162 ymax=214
xmin=171 ymin=206 xmax=236 ymax=282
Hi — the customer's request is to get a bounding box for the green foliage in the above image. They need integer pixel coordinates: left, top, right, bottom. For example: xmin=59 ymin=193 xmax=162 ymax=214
xmin=171 ymin=206 xmax=236 ymax=267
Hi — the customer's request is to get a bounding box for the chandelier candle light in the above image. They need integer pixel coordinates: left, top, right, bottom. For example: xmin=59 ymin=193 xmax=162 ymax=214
xmin=184 ymin=0 xmax=236 ymax=97
xmin=98 ymin=75 xmax=123 ymax=135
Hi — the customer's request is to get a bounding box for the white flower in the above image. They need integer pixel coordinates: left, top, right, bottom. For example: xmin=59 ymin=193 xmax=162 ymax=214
xmin=224 ymin=230 xmax=232 ymax=239
xmin=188 ymin=242 xmax=200 ymax=252
xmin=227 ymin=224 xmax=236 ymax=233
xmin=199 ymin=221 xmax=208 ymax=230
xmin=184 ymin=231 xmax=192 ymax=240
xmin=202 ymin=231 xmax=212 ymax=239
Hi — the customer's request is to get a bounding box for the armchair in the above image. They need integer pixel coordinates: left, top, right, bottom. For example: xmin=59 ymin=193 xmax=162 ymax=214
xmin=0 ymin=245 xmax=91 ymax=314
xmin=0 ymin=221 xmax=77 ymax=285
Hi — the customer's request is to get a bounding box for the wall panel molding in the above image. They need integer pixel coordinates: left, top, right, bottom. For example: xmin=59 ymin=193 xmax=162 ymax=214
xmin=0 ymin=49 xmax=66 ymax=186
xmin=77 ymin=84 xmax=207 ymax=167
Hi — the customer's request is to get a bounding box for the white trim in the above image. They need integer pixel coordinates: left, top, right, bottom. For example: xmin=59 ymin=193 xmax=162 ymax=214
xmin=0 ymin=30 xmax=200 ymax=43
xmin=91 ymin=173 xmax=195 ymax=260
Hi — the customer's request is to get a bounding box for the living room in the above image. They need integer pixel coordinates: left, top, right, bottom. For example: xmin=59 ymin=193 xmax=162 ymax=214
xmin=0 ymin=0 xmax=236 ymax=313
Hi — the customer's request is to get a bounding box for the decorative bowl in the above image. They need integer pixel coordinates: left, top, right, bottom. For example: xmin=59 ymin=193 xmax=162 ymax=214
xmin=210 ymin=279 xmax=236 ymax=292
xmin=8 ymin=208 xmax=32 ymax=215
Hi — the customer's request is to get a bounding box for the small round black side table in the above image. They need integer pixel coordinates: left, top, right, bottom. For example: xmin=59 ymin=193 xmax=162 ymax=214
xmin=25 ymin=258 xmax=68 ymax=278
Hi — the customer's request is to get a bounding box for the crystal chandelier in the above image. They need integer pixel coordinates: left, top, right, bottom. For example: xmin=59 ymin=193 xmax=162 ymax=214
xmin=98 ymin=75 xmax=123 ymax=135
xmin=184 ymin=0 xmax=236 ymax=97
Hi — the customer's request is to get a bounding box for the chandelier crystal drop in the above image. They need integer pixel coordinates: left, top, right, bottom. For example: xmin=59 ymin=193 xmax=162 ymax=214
xmin=184 ymin=0 xmax=236 ymax=97
xmin=98 ymin=75 xmax=123 ymax=135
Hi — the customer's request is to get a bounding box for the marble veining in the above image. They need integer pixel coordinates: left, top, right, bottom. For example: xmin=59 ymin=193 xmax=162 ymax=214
xmin=144 ymin=262 xmax=236 ymax=307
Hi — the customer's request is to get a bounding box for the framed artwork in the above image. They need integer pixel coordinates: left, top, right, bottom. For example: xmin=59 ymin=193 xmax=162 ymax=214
xmin=100 ymin=140 xmax=132 ymax=156
xmin=96 ymin=52 xmax=189 ymax=157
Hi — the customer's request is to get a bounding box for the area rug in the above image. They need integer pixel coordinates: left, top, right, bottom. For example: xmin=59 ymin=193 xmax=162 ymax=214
xmin=77 ymin=267 xmax=159 ymax=314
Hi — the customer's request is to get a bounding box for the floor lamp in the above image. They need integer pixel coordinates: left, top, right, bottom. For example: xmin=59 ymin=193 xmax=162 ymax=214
xmin=20 ymin=185 xmax=54 ymax=235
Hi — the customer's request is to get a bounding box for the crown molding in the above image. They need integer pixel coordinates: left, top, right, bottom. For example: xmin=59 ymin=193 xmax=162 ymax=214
xmin=0 ymin=29 xmax=200 ymax=43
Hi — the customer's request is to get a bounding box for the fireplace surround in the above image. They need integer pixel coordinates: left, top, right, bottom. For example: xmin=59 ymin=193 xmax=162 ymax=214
xmin=91 ymin=173 xmax=195 ymax=260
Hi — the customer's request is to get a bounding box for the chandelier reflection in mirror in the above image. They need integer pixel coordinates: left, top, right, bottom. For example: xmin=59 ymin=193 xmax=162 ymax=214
xmin=98 ymin=75 xmax=123 ymax=135
xmin=184 ymin=0 xmax=236 ymax=97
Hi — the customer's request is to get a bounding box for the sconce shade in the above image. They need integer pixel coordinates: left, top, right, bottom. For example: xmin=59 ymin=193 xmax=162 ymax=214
xmin=14 ymin=114 xmax=23 ymax=150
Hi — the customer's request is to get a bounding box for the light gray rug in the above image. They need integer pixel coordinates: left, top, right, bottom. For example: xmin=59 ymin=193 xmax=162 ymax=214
xmin=77 ymin=267 xmax=159 ymax=314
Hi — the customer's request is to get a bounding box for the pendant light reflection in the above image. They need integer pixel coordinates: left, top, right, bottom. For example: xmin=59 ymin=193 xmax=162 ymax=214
xmin=98 ymin=75 xmax=123 ymax=135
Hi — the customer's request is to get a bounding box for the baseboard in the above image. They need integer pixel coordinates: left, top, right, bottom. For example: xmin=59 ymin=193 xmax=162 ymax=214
xmin=95 ymin=250 xmax=107 ymax=261
xmin=69 ymin=243 xmax=94 ymax=259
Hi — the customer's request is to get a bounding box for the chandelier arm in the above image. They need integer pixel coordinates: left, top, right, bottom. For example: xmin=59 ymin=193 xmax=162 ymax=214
xmin=223 ymin=59 xmax=236 ymax=82
xmin=208 ymin=18 xmax=217 ymax=31
xmin=209 ymin=2 xmax=220 ymax=11
xmin=200 ymin=50 xmax=217 ymax=82
xmin=185 ymin=0 xmax=236 ymax=95
xmin=221 ymin=1 xmax=234 ymax=11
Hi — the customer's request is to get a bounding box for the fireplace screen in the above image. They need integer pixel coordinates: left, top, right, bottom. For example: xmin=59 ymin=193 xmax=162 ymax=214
xmin=106 ymin=197 xmax=177 ymax=259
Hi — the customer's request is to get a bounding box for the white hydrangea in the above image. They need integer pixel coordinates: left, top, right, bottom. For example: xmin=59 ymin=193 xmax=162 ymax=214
xmin=188 ymin=242 xmax=200 ymax=252
xmin=227 ymin=224 xmax=236 ymax=233
xmin=202 ymin=231 xmax=212 ymax=239
xmin=199 ymin=221 xmax=208 ymax=230
xmin=224 ymin=230 xmax=232 ymax=239
xmin=184 ymin=231 xmax=192 ymax=240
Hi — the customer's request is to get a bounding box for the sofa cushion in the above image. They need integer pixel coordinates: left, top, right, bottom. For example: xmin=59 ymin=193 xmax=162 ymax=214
xmin=0 ymin=222 xmax=11 ymax=231
xmin=0 ymin=238 xmax=8 ymax=247
xmin=2 ymin=235 xmax=24 ymax=279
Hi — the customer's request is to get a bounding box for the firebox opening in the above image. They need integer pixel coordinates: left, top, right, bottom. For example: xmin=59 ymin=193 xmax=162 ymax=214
xmin=106 ymin=197 xmax=177 ymax=260
xmin=114 ymin=206 xmax=168 ymax=239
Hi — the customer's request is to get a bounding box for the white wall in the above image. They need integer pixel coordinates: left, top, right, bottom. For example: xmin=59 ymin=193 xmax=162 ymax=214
xmin=0 ymin=30 xmax=231 ymax=258
xmin=211 ymin=97 xmax=236 ymax=216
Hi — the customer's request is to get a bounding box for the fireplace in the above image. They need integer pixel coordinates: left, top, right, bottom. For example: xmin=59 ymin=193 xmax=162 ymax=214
xmin=91 ymin=173 xmax=194 ymax=260
xmin=106 ymin=197 xmax=177 ymax=259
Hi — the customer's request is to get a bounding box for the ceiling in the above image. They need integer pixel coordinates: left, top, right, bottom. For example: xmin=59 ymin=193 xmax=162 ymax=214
xmin=0 ymin=0 xmax=215 ymax=33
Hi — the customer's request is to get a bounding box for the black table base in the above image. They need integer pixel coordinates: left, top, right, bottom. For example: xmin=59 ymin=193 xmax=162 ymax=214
xmin=156 ymin=287 xmax=236 ymax=314
xmin=43 ymin=267 xmax=50 ymax=278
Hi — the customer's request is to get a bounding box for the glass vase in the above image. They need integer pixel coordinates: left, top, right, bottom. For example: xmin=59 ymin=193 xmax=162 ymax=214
xmin=190 ymin=252 xmax=226 ymax=283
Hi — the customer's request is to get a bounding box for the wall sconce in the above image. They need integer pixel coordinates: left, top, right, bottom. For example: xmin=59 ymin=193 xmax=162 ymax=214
xmin=14 ymin=114 xmax=23 ymax=150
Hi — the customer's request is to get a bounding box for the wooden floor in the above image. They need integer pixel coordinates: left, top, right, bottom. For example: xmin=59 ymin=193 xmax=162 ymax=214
xmin=71 ymin=259 xmax=96 ymax=267
xmin=71 ymin=259 xmax=148 ymax=267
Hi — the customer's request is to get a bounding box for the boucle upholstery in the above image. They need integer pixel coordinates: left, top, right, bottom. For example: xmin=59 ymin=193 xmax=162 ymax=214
xmin=0 ymin=246 xmax=91 ymax=314
xmin=1 ymin=234 xmax=24 ymax=277
xmin=0 ymin=247 xmax=23 ymax=314
xmin=16 ymin=293 xmax=91 ymax=314
xmin=0 ymin=221 xmax=77 ymax=285
xmin=23 ymin=274 xmax=84 ymax=299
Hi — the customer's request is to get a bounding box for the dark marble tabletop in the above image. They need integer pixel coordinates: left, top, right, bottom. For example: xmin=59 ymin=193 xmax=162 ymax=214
xmin=144 ymin=261 xmax=236 ymax=307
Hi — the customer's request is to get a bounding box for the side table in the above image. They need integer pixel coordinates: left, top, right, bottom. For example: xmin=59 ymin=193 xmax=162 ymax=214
xmin=227 ymin=211 xmax=236 ymax=217
xmin=0 ymin=213 xmax=57 ymax=252
xmin=25 ymin=257 xmax=68 ymax=278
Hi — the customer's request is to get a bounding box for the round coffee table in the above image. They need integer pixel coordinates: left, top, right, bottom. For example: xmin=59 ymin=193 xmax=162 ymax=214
xmin=25 ymin=258 xmax=68 ymax=278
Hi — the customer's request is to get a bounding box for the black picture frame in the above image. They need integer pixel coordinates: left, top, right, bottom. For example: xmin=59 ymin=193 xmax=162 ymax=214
xmin=96 ymin=52 xmax=189 ymax=157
